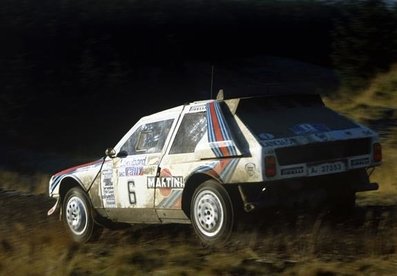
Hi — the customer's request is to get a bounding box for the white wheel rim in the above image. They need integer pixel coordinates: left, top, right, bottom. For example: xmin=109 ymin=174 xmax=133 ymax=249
xmin=193 ymin=190 xmax=224 ymax=237
xmin=66 ymin=196 xmax=88 ymax=236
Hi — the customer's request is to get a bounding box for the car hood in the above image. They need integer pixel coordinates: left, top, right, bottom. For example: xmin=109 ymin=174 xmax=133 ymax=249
xmin=53 ymin=159 xmax=103 ymax=177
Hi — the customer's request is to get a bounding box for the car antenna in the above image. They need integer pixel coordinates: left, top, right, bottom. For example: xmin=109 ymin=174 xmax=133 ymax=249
xmin=210 ymin=65 xmax=214 ymax=99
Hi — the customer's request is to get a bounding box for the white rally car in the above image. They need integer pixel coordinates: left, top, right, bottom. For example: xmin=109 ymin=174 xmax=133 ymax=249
xmin=48 ymin=94 xmax=382 ymax=245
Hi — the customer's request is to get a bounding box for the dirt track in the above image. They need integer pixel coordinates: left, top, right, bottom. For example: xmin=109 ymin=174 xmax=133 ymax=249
xmin=1 ymin=189 xmax=397 ymax=275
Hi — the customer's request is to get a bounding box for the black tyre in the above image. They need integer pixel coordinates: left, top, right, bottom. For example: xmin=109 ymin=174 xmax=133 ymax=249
xmin=63 ymin=187 xmax=102 ymax=243
xmin=190 ymin=180 xmax=234 ymax=246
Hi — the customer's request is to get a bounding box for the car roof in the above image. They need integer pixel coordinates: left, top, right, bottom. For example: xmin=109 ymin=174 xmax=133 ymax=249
xmin=141 ymin=93 xmax=321 ymax=121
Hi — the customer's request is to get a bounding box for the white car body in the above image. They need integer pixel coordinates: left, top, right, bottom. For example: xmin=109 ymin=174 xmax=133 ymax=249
xmin=48 ymin=94 xmax=382 ymax=244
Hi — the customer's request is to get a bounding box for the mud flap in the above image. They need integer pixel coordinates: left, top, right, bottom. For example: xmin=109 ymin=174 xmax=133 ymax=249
xmin=47 ymin=197 xmax=60 ymax=216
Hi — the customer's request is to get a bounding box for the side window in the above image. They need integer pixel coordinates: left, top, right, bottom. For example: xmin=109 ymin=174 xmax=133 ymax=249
xmin=120 ymin=119 xmax=174 ymax=155
xmin=120 ymin=126 xmax=141 ymax=155
xmin=169 ymin=112 xmax=207 ymax=154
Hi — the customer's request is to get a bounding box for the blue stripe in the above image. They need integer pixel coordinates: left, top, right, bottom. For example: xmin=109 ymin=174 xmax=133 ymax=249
xmin=50 ymin=176 xmax=62 ymax=193
xmin=213 ymin=102 xmax=238 ymax=156
xmin=206 ymin=102 xmax=223 ymax=157
xmin=50 ymin=175 xmax=61 ymax=190
xmin=218 ymin=105 xmax=238 ymax=156
xmin=197 ymin=164 xmax=216 ymax=173
xmin=158 ymin=190 xmax=183 ymax=208
xmin=220 ymin=159 xmax=239 ymax=181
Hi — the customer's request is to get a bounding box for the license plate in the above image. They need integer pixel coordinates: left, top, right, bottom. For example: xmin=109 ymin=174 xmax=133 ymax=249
xmin=308 ymin=162 xmax=345 ymax=176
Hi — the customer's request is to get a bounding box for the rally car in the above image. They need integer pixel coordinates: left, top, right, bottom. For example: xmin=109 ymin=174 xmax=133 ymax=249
xmin=48 ymin=93 xmax=382 ymax=245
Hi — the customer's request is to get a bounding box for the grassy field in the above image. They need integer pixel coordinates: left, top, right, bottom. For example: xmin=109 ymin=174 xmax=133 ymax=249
xmin=324 ymin=65 xmax=397 ymax=206
xmin=1 ymin=68 xmax=397 ymax=275
xmin=0 ymin=190 xmax=396 ymax=275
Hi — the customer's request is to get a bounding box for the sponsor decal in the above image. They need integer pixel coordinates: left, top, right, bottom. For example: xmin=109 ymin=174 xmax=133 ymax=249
xmin=155 ymin=168 xmax=183 ymax=208
xmin=147 ymin=176 xmax=184 ymax=189
xmin=189 ymin=105 xmax=206 ymax=112
xmin=259 ymin=133 xmax=275 ymax=140
xmin=350 ymin=158 xmax=370 ymax=167
xmin=263 ymin=138 xmax=295 ymax=147
xmin=123 ymin=156 xmax=147 ymax=167
xmin=245 ymin=163 xmax=256 ymax=177
xmin=290 ymin=123 xmax=330 ymax=135
xmin=312 ymin=133 xmax=329 ymax=141
xmin=102 ymin=169 xmax=115 ymax=207
xmin=119 ymin=156 xmax=147 ymax=177
xmin=125 ymin=166 xmax=143 ymax=176
xmin=281 ymin=166 xmax=304 ymax=176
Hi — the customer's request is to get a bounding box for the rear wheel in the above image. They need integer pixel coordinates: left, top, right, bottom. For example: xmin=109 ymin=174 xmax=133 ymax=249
xmin=63 ymin=187 xmax=102 ymax=243
xmin=190 ymin=180 xmax=234 ymax=246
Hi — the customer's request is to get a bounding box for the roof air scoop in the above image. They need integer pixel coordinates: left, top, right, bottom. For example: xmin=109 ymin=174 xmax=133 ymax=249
xmin=216 ymin=89 xmax=224 ymax=100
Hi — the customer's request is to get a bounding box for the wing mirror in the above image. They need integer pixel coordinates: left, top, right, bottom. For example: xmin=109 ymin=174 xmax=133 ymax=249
xmin=105 ymin=148 xmax=116 ymax=158
xmin=105 ymin=148 xmax=128 ymax=159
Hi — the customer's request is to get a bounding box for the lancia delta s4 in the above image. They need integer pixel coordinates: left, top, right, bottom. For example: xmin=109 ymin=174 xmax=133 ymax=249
xmin=48 ymin=94 xmax=382 ymax=245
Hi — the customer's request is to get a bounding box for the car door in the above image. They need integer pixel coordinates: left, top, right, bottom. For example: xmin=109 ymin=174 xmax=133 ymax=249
xmin=102 ymin=115 xmax=178 ymax=223
xmin=155 ymin=105 xmax=209 ymax=222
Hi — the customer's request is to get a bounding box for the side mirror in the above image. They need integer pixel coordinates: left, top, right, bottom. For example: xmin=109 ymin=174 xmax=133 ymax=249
xmin=105 ymin=148 xmax=116 ymax=158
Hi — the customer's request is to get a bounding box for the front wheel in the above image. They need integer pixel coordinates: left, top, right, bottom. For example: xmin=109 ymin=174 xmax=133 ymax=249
xmin=63 ymin=187 xmax=102 ymax=243
xmin=190 ymin=180 xmax=234 ymax=246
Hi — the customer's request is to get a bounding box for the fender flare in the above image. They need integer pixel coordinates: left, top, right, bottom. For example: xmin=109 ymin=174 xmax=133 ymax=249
xmin=50 ymin=174 xmax=86 ymax=195
xmin=181 ymin=169 xmax=223 ymax=218
xmin=48 ymin=175 xmax=86 ymax=219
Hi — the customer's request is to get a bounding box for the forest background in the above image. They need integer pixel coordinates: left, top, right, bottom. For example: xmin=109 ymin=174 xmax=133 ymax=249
xmin=1 ymin=0 xmax=397 ymax=160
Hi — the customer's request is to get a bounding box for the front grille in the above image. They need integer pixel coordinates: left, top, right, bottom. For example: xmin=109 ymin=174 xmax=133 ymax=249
xmin=275 ymin=138 xmax=371 ymax=166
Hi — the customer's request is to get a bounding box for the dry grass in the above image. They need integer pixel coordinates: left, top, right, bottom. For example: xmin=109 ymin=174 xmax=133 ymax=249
xmin=324 ymin=65 xmax=397 ymax=206
xmin=0 ymin=169 xmax=49 ymax=195
xmin=1 ymin=197 xmax=396 ymax=275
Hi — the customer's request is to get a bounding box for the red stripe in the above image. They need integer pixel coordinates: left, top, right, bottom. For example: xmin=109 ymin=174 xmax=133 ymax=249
xmin=204 ymin=159 xmax=232 ymax=182
xmin=54 ymin=159 xmax=103 ymax=176
xmin=209 ymin=103 xmax=230 ymax=156
xmin=213 ymin=159 xmax=231 ymax=174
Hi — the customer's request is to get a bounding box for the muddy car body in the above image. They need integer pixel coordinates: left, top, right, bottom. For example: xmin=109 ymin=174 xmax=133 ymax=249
xmin=48 ymin=94 xmax=382 ymax=244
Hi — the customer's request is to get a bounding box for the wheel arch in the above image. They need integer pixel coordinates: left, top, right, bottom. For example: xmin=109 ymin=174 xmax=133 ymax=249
xmin=182 ymin=172 xmax=221 ymax=218
xmin=59 ymin=176 xmax=87 ymax=209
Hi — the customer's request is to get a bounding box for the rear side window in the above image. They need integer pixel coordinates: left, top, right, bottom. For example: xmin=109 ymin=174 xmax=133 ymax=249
xmin=121 ymin=119 xmax=174 ymax=155
xmin=169 ymin=112 xmax=207 ymax=154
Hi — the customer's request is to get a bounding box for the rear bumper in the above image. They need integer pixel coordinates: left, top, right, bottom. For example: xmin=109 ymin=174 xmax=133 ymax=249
xmin=236 ymin=169 xmax=377 ymax=211
xmin=353 ymin=182 xmax=378 ymax=192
